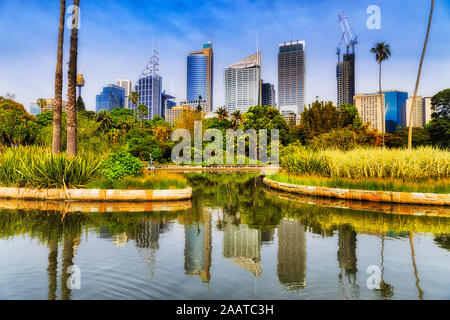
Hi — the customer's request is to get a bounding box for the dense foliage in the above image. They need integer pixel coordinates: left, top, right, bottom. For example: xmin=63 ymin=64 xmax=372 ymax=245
xmin=103 ymin=151 xmax=143 ymax=181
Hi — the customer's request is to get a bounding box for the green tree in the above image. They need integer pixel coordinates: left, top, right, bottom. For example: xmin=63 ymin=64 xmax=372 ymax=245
xmin=196 ymin=95 xmax=203 ymax=113
xmin=408 ymin=0 xmax=434 ymax=150
xmin=215 ymin=107 xmax=228 ymax=124
xmin=95 ymin=110 xmax=113 ymax=134
xmin=129 ymin=91 xmax=140 ymax=116
xmin=231 ymin=110 xmax=243 ymax=129
xmin=243 ymin=105 xmax=289 ymax=145
xmin=0 ymin=100 xmax=38 ymax=146
xmin=425 ymin=117 xmax=450 ymax=148
xmin=76 ymin=96 xmax=86 ymax=112
xmin=37 ymin=98 xmax=47 ymax=112
xmin=431 ymin=88 xmax=450 ymax=118
xmin=137 ymin=104 xmax=148 ymax=127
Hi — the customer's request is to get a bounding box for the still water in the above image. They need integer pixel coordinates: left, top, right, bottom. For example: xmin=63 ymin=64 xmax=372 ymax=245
xmin=0 ymin=174 xmax=449 ymax=300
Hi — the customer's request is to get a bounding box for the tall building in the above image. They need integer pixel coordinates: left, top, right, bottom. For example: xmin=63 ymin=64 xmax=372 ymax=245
xmin=278 ymin=41 xmax=305 ymax=116
xmin=278 ymin=105 xmax=297 ymax=126
xmin=405 ymin=96 xmax=433 ymax=128
xmin=187 ymin=42 xmax=214 ymax=113
xmin=41 ymin=98 xmax=68 ymax=113
xmin=161 ymin=91 xmax=176 ymax=119
xmin=95 ymin=84 xmax=125 ymax=112
xmin=116 ymin=79 xmax=132 ymax=110
xmin=261 ymin=82 xmax=276 ymax=107
xmin=132 ymin=75 xmax=162 ymax=119
xmin=29 ymin=102 xmax=40 ymax=116
xmin=165 ymin=105 xmax=191 ymax=125
xmin=336 ymin=53 xmax=355 ymax=106
xmin=353 ymin=90 xmax=407 ymax=133
xmin=224 ymin=53 xmax=261 ymax=114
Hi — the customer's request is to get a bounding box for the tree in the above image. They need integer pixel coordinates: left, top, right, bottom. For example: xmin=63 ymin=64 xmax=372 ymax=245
xmin=76 ymin=96 xmax=85 ymax=112
xmin=52 ymin=0 xmax=66 ymax=154
xmin=231 ymin=110 xmax=243 ymax=129
xmin=243 ymin=105 xmax=289 ymax=145
xmin=37 ymin=98 xmax=47 ymax=112
xmin=215 ymin=107 xmax=228 ymax=124
xmin=425 ymin=117 xmax=450 ymax=148
xmin=0 ymin=100 xmax=38 ymax=146
xmin=129 ymin=91 xmax=140 ymax=116
xmin=137 ymin=103 xmax=148 ymax=126
xmin=431 ymin=88 xmax=450 ymax=118
xmin=408 ymin=0 xmax=434 ymax=150
xmin=371 ymin=42 xmax=391 ymax=148
xmin=66 ymin=0 xmax=80 ymax=157
xmin=196 ymin=95 xmax=203 ymax=113
xmin=95 ymin=110 xmax=113 ymax=134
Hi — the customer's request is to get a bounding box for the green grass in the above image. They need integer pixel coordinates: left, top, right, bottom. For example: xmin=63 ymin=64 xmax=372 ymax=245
xmin=87 ymin=173 xmax=188 ymax=190
xmin=268 ymin=173 xmax=450 ymax=194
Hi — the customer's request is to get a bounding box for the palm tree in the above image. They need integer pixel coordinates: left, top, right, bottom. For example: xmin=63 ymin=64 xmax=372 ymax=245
xmin=95 ymin=110 xmax=113 ymax=133
xmin=371 ymin=42 xmax=391 ymax=147
xmin=408 ymin=0 xmax=434 ymax=150
xmin=196 ymin=95 xmax=203 ymax=113
xmin=37 ymin=98 xmax=47 ymax=112
xmin=66 ymin=0 xmax=80 ymax=157
xmin=216 ymin=107 xmax=228 ymax=124
xmin=52 ymin=0 xmax=66 ymax=154
xmin=231 ymin=110 xmax=243 ymax=129
xmin=129 ymin=91 xmax=140 ymax=118
xmin=137 ymin=103 xmax=148 ymax=127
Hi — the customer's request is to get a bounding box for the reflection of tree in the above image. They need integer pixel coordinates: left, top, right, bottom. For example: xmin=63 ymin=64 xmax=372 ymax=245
xmin=410 ymin=232 xmax=424 ymax=300
xmin=61 ymin=237 xmax=75 ymax=300
xmin=337 ymin=225 xmax=359 ymax=298
xmin=277 ymin=219 xmax=306 ymax=290
xmin=375 ymin=236 xmax=394 ymax=298
xmin=47 ymin=240 xmax=58 ymax=300
xmin=434 ymin=234 xmax=450 ymax=251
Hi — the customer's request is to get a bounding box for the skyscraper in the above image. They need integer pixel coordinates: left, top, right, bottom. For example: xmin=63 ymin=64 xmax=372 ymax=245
xmin=278 ymin=41 xmax=305 ymax=116
xmin=404 ymin=96 xmax=433 ymax=128
xmin=336 ymin=53 xmax=355 ymax=106
xmin=132 ymin=75 xmax=162 ymax=119
xmin=95 ymin=84 xmax=125 ymax=112
xmin=261 ymin=82 xmax=276 ymax=107
xmin=116 ymin=79 xmax=132 ymax=110
xmin=224 ymin=53 xmax=261 ymax=114
xmin=187 ymin=42 xmax=214 ymax=113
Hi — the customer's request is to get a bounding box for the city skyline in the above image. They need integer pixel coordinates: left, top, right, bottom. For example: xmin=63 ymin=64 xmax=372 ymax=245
xmin=0 ymin=0 xmax=449 ymax=112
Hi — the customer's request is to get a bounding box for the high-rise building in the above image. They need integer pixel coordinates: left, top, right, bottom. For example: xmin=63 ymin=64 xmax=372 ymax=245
xmin=187 ymin=42 xmax=214 ymax=113
xmin=29 ymin=102 xmax=40 ymax=116
xmin=405 ymin=96 xmax=433 ymax=128
xmin=278 ymin=41 xmax=305 ymax=116
xmin=165 ymin=105 xmax=191 ymax=125
xmin=116 ymin=79 xmax=132 ymax=110
xmin=353 ymin=90 xmax=408 ymax=133
xmin=224 ymin=53 xmax=261 ymax=114
xmin=261 ymin=82 xmax=276 ymax=107
xmin=336 ymin=53 xmax=355 ymax=107
xmin=278 ymin=105 xmax=297 ymax=126
xmin=161 ymin=91 xmax=176 ymax=119
xmin=40 ymin=98 xmax=68 ymax=113
xmin=132 ymin=75 xmax=162 ymax=119
xmin=95 ymin=84 xmax=125 ymax=113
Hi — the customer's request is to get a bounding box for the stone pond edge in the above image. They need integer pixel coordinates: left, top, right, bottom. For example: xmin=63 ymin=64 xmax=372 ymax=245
xmin=263 ymin=178 xmax=450 ymax=206
xmin=0 ymin=186 xmax=193 ymax=202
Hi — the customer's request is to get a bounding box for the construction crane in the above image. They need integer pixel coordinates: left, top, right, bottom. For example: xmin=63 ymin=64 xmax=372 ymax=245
xmin=336 ymin=11 xmax=358 ymax=61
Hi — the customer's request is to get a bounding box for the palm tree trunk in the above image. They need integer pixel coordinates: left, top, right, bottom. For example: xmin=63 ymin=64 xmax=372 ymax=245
xmin=378 ymin=62 xmax=382 ymax=94
xmin=52 ymin=0 xmax=66 ymax=154
xmin=66 ymin=0 xmax=80 ymax=157
xmin=379 ymin=63 xmax=385 ymax=148
xmin=409 ymin=232 xmax=424 ymax=299
xmin=408 ymin=0 xmax=434 ymax=150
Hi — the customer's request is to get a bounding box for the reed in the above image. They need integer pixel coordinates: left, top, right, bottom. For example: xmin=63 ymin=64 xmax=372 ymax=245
xmin=88 ymin=173 xmax=188 ymax=190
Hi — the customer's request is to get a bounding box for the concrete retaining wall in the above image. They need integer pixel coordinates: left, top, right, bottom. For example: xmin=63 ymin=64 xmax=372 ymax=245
xmin=0 ymin=187 xmax=192 ymax=202
xmin=263 ymin=178 xmax=450 ymax=206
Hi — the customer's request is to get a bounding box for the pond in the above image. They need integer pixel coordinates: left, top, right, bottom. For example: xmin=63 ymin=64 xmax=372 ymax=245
xmin=0 ymin=174 xmax=449 ymax=300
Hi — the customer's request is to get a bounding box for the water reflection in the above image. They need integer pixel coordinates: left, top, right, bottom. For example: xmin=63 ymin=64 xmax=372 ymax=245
xmin=0 ymin=174 xmax=449 ymax=299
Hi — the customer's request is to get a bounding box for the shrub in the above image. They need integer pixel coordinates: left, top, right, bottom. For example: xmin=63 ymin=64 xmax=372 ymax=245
xmin=103 ymin=151 xmax=143 ymax=180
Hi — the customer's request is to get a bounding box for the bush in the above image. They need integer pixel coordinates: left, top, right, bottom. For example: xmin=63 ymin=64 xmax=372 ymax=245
xmin=103 ymin=151 xmax=143 ymax=180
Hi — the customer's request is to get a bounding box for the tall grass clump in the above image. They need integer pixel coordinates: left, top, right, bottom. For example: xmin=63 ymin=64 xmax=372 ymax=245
xmin=88 ymin=173 xmax=188 ymax=190
xmin=0 ymin=146 xmax=105 ymax=189
xmin=281 ymin=145 xmax=450 ymax=180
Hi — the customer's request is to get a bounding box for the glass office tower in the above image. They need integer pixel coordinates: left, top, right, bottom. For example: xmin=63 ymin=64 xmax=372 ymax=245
xmin=95 ymin=84 xmax=125 ymax=112
xmin=187 ymin=42 xmax=214 ymax=113
xmin=383 ymin=90 xmax=408 ymax=133
xmin=132 ymin=75 xmax=162 ymax=120
xmin=278 ymin=41 xmax=306 ymax=116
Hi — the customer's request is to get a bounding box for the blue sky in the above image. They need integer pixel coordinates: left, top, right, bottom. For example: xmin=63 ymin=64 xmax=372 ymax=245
xmin=0 ymin=0 xmax=449 ymax=112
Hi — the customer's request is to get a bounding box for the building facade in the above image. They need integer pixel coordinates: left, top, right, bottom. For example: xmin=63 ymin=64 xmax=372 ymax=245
xmin=40 ymin=98 xmax=68 ymax=113
xmin=278 ymin=41 xmax=305 ymax=116
xmin=336 ymin=53 xmax=355 ymax=107
xmin=261 ymin=82 xmax=276 ymax=107
xmin=353 ymin=90 xmax=407 ymax=133
xmin=278 ymin=105 xmax=298 ymax=126
xmin=161 ymin=91 xmax=176 ymax=119
xmin=116 ymin=79 xmax=132 ymax=110
xmin=405 ymin=96 xmax=433 ymax=128
xmin=165 ymin=105 xmax=191 ymax=125
xmin=187 ymin=42 xmax=214 ymax=113
xmin=29 ymin=102 xmax=40 ymax=116
xmin=224 ymin=53 xmax=261 ymax=114
xmin=95 ymin=84 xmax=125 ymax=113
xmin=132 ymin=75 xmax=162 ymax=120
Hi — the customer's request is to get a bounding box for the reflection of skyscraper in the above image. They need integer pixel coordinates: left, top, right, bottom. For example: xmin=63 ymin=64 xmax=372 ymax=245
xmin=187 ymin=42 xmax=214 ymax=113
xmin=223 ymin=218 xmax=262 ymax=276
xmin=277 ymin=219 xmax=306 ymax=290
xmin=184 ymin=211 xmax=212 ymax=282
